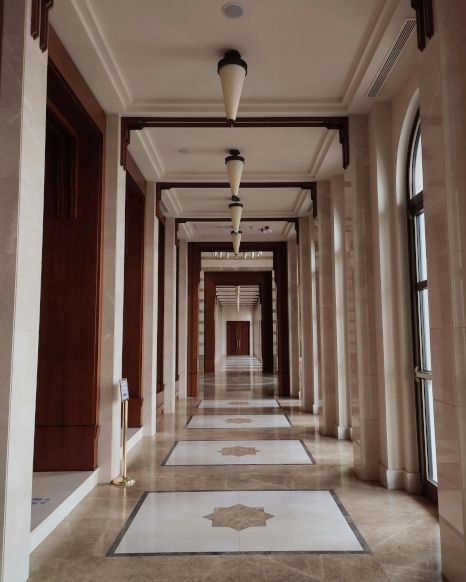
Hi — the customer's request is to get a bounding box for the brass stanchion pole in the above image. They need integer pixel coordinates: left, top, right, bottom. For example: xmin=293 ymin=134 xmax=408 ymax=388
xmin=112 ymin=390 xmax=135 ymax=487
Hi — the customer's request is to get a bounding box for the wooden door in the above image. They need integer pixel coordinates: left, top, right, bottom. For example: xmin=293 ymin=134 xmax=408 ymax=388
xmin=226 ymin=321 xmax=250 ymax=356
xmin=238 ymin=321 xmax=250 ymax=355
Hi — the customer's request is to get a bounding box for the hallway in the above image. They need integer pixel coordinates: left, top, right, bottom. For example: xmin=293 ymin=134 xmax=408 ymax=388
xmin=29 ymin=362 xmax=440 ymax=582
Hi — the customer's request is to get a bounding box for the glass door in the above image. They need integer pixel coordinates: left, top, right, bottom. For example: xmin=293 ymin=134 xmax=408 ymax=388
xmin=407 ymin=114 xmax=437 ymax=499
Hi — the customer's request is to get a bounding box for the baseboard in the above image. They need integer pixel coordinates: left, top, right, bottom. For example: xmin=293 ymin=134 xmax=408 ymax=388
xmin=30 ymin=469 xmax=100 ymax=552
xmin=378 ymin=463 xmax=422 ymax=493
xmin=312 ymin=403 xmax=320 ymax=415
xmin=126 ymin=427 xmax=143 ymax=454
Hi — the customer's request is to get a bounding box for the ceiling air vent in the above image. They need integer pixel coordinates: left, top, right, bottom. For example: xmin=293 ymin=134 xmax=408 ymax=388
xmin=367 ymin=18 xmax=416 ymax=98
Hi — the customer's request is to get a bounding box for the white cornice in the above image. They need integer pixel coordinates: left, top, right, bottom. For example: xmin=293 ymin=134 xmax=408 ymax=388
xmin=309 ymin=131 xmax=337 ymax=178
xmin=341 ymin=0 xmax=400 ymax=109
xmin=293 ymin=189 xmax=312 ymax=216
xmin=71 ymin=0 xmax=132 ymax=109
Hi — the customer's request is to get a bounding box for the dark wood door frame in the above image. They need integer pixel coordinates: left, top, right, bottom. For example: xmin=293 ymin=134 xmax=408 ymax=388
xmin=226 ymin=321 xmax=250 ymax=356
xmin=188 ymin=242 xmax=289 ymax=397
xmin=35 ymin=56 xmax=104 ymax=471
xmin=204 ymin=271 xmax=273 ymax=374
xmin=122 ymin=169 xmax=145 ymax=428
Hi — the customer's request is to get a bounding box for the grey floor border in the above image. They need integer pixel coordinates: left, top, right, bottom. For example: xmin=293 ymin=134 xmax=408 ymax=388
xmin=107 ymin=488 xmax=370 ymax=557
xmin=184 ymin=413 xmax=293 ymax=428
xmin=195 ymin=398 xmax=282 ymax=410
xmin=160 ymin=438 xmax=317 ymax=466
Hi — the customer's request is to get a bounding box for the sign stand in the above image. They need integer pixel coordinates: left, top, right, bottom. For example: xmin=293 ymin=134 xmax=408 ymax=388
xmin=112 ymin=378 xmax=136 ymax=487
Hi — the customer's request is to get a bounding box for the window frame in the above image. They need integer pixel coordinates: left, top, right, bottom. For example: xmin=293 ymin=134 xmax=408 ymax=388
xmin=406 ymin=111 xmax=437 ymax=502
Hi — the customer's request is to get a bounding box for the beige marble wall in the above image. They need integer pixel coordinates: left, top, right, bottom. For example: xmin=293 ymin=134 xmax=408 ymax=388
xmin=345 ymin=116 xmax=379 ymax=480
xmin=98 ymin=114 xmax=126 ymax=482
xmin=142 ymin=183 xmax=159 ymax=436
xmin=418 ymin=1 xmax=466 ymax=578
xmin=369 ymin=103 xmax=420 ymax=492
xmin=287 ymin=238 xmax=300 ymax=398
xmin=317 ymin=181 xmax=337 ymax=435
xmin=163 ymin=217 xmax=177 ymax=413
xmin=177 ymin=239 xmax=188 ymax=399
xmin=0 ymin=1 xmax=47 ymax=579
xmin=298 ymin=215 xmax=317 ymax=412
xmin=331 ymin=175 xmax=351 ymax=439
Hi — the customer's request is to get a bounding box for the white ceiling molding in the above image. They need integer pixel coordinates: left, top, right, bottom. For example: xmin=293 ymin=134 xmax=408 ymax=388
xmin=161 ymin=189 xmax=182 ymax=218
xmin=283 ymin=222 xmax=296 ymax=240
xmin=182 ymin=222 xmax=195 ymax=241
xmin=129 ymin=98 xmax=346 ymax=117
xmin=293 ymin=189 xmax=312 ymax=216
xmin=309 ymin=131 xmax=337 ymax=178
xmin=70 ymin=0 xmax=132 ymax=109
xmin=127 ymin=130 xmax=164 ymax=181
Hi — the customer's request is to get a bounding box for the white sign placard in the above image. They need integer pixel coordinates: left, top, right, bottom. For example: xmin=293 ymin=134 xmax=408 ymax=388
xmin=119 ymin=378 xmax=129 ymax=402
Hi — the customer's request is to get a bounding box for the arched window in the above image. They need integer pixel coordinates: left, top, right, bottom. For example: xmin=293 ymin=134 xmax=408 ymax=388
xmin=407 ymin=113 xmax=437 ymax=498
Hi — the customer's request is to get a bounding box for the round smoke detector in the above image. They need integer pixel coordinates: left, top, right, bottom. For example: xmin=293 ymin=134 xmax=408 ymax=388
xmin=222 ymin=3 xmax=245 ymax=18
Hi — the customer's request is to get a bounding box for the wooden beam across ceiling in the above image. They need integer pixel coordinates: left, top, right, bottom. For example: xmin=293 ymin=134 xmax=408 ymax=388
xmin=120 ymin=116 xmax=350 ymax=170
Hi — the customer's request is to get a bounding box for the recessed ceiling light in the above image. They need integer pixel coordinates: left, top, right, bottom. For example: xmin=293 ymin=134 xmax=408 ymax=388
xmin=178 ymin=148 xmax=190 ymax=154
xmin=222 ymin=3 xmax=245 ymax=19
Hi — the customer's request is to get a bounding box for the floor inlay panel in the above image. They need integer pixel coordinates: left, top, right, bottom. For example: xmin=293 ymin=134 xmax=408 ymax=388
xmin=162 ymin=440 xmax=315 ymax=465
xmin=186 ymin=414 xmax=291 ymax=429
xmin=197 ymin=399 xmax=280 ymax=409
xmin=108 ymin=490 xmax=369 ymax=556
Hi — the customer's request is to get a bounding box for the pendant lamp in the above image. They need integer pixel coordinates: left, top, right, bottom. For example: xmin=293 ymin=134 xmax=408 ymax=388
xmin=229 ymin=198 xmax=243 ymax=232
xmin=217 ymin=49 xmax=247 ymax=124
xmin=231 ymin=230 xmax=242 ymax=255
xmin=225 ymin=149 xmax=244 ymax=197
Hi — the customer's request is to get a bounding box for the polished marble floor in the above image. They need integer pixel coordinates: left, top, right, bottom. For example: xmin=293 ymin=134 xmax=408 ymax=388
xmin=163 ymin=439 xmax=315 ymax=465
xmin=29 ymin=358 xmax=442 ymax=581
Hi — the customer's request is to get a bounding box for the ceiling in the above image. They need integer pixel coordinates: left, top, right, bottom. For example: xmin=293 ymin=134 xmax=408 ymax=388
xmin=216 ymin=285 xmax=260 ymax=308
xmin=50 ymin=0 xmax=418 ymax=241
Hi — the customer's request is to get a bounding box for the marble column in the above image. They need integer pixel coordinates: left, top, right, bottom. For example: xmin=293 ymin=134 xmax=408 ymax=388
xmin=298 ymin=215 xmax=317 ymax=412
xmin=0 ymin=1 xmax=47 ymax=579
xmin=98 ymin=114 xmax=126 ymax=482
xmin=418 ymin=2 xmax=466 ymax=578
xmin=330 ymin=175 xmax=351 ymax=439
xmin=317 ymin=181 xmax=338 ymax=436
xmin=178 ymin=239 xmax=188 ymax=399
xmin=163 ymin=217 xmax=177 ymax=413
xmin=287 ymin=237 xmax=300 ymax=398
xmin=141 ymin=183 xmax=159 ymax=436
xmin=345 ymin=115 xmax=379 ymax=481
xmin=344 ymin=180 xmax=358 ymax=442
xmin=369 ymin=103 xmax=419 ymax=491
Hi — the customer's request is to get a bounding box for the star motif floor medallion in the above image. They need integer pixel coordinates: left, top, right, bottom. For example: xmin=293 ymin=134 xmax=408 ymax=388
xmin=204 ymin=504 xmax=274 ymax=531
xmin=217 ymin=445 xmax=260 ymax=457
xmin=225 ymin=417 xmax=253 ymax=424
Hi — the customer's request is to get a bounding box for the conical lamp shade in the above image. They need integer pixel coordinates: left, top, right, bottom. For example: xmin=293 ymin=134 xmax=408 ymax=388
xmin=225 ymin=150 xmax=244 ymax=197
xmin=229 ymin=201 xmax=243 ymax=232
xmin=231 ymin=230 xmax=242 ymax=255
xmin=218 ymin=50 xmax=247 ymax=123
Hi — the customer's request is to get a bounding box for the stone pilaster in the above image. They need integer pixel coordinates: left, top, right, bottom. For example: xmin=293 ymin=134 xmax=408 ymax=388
xmin=0 ymin=1 xmax=47 ymax=579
